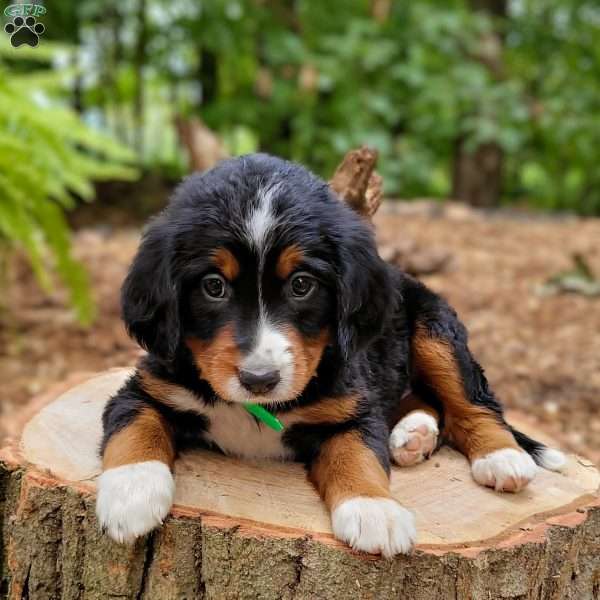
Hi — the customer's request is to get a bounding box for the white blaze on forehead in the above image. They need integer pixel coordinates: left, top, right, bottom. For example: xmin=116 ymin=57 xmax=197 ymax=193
xmin=245 ymin=181 xmax=282 ymax=251
xmin=237 ymin=182 xmax=295 ymax=404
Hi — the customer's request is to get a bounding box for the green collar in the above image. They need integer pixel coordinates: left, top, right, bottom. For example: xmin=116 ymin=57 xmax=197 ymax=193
xmin=243 ymin=403 xmax=284 ymax=431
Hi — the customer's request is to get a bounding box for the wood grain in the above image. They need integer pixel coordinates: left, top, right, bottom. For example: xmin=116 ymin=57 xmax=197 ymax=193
xmin=19 ymin=368 xmax=599 ymax=547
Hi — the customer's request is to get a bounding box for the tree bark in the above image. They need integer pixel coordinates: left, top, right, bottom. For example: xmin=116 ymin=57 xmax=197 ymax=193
xmin=329 ymin=146 xmax=383 ymax=219
xmin=174 ymin=116 xmax=229 ymax=173
xmin=133 ymin=0 xmax=147 ymax=156
xmin=0 ymin=370 xmax=598 ymax=600
xmin=70 ymin=10 xmax=83 ymax=115
xmin=451 ymin=0 xmax=507 ymax=207
xmin=451 ymin=139 xmax=504 ymax=208
xmin=102 ymin=2 xmax=128 ymax=145
xmin=470 ymin=0 xmax=507 ymax=17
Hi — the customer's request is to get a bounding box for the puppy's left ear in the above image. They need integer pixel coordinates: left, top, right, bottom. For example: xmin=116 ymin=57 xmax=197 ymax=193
xmin=121 ymin=216 xmax=181 ymax=361
xmin=335 ymin=226 xmax=393 ymax=361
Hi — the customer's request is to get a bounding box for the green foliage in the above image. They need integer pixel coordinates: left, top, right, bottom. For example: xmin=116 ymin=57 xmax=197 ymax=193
xmin=0 ymin=41 xmax=137 ymax=323
xmin=15 ymin=0 xmax=600 ymax=213
xmin=503 ymin=0 xmax=600 ymax=213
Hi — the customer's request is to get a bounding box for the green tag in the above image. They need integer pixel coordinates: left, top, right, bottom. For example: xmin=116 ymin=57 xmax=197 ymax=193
xmin=243 ymin=403 xmax=284 ymax=432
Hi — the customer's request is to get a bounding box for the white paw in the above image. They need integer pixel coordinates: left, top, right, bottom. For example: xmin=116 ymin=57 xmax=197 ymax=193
xmin=389 ymin=411 xmax=439 ymax=467
xmin=331 ymin=497 xmax=416 ymax=557
xmin=96 ymin=460 xmax=175 ymax=543
xmin=471 ymin=448 xmax=538 ymax=492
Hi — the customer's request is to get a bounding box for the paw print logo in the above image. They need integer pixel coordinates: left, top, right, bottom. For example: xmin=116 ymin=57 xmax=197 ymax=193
xmin=4 ymin=15 xmax=44 ymax=47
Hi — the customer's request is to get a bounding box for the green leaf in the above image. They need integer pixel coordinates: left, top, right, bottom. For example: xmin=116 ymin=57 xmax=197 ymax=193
xmin=0 ymin=51 xmax=138 ymax=323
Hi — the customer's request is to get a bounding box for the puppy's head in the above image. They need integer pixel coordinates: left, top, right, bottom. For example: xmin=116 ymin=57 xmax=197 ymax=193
xmin=123 ymin=154 xmax=392 ymax=404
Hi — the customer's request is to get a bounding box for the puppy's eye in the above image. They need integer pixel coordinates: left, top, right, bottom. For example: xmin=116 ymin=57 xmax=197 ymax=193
xmin=289 ymin=272 xmax=317 ymax=299
xmin=202 ymin=274 xmax=228 ymax=300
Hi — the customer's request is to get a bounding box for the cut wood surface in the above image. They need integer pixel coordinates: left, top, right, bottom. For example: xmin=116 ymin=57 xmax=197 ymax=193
xmin=1 ymin=369 xmax=599 ymax=599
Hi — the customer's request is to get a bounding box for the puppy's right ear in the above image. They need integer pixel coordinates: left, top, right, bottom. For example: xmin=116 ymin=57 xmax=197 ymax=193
xmin=121 ymin=217 xmax=180 ymax=361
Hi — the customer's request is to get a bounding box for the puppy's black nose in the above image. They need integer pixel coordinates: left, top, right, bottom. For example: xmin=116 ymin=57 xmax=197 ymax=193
xmin=239 ymin=369 xmax=281 ymax=394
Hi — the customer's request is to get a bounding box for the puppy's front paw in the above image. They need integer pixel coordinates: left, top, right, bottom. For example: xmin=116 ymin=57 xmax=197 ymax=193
xmin=471 ymin=448 xmax=538 ymax=492
xmin=331 ymin=497 xmax=416 ymax=557
xmin=96 ymin=460 xmax=175 ymax=543
xmin=389 ymin=410 xmax=439 ymax=467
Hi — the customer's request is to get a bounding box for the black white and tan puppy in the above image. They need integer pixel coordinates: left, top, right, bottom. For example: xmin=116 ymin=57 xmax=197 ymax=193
xmin=96 ymin=154 xmax=565 ymax=556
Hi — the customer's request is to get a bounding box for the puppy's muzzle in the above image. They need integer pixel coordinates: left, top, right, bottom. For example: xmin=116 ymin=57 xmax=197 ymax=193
xmin=238 ymin=368 xmax=281 ymax=394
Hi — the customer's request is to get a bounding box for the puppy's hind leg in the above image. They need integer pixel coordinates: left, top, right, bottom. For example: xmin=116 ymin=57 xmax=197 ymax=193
xmin=403 ymin=276 xmax=565 ymax=492
xmin=389 ymin=393 xmax=441 ymax=467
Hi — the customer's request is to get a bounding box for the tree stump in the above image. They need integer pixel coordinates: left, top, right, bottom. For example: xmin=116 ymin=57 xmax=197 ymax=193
xmin=0 ymin=369 xmax=598 ymax=599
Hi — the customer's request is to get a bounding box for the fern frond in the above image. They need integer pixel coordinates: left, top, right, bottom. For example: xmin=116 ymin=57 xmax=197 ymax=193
xmin=0 ymin=53 xmax=138 ymax=323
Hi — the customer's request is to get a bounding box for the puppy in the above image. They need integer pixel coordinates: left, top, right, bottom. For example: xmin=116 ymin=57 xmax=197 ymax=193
xmin=96 ymin=154 xmax=565 ymax=556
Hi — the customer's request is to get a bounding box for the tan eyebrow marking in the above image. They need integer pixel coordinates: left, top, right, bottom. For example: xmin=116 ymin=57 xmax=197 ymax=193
xmin=276 ymin=244 xmax=304 ymax=279
xmin=212 ymin=248 xmax=240 ymax=281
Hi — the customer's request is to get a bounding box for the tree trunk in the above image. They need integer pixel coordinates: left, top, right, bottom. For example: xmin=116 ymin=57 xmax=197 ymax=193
xmin=174 ymin=116 xmax=229 ymax=173
xmin=470 ymin=0 xmax=507 ymax=17
xmin=198 ymin=48 xmax=218 ymax=107
xmin=451 ymin=139 xmax=504 ymax=208
xmin=0 ymin=369 xmax=598 ymax=600
xmin=133 ymin=0 xmax=147 ymax=156
xmin=103 ymin=3 xmax=128 ymax=145
xmin=452 ymin=0 xmax=507 ymax=207
xmin=70 ymin=11 xmax=83 ymax=115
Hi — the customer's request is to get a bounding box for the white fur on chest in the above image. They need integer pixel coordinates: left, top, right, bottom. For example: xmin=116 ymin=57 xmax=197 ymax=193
xmin=204 ymin=401 xmax=292 ymax=460
xmin=168 ymin=388 xmax=292 ymax=460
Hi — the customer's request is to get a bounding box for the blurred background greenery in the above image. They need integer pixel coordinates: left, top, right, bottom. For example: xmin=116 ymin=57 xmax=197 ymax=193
xmin=2 ymin=0 xmax=600 ymax=318
xmin=1 ymin=0 xmax=599 ymax=463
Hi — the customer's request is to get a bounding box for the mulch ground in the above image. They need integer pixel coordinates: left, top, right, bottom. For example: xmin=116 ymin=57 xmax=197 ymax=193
xmin=1 ymin=202 xmax=599 ymax=463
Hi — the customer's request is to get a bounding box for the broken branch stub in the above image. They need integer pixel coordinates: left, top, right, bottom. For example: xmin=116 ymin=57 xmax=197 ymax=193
xmin=329 ymin=146 xmax=383 ymax=219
